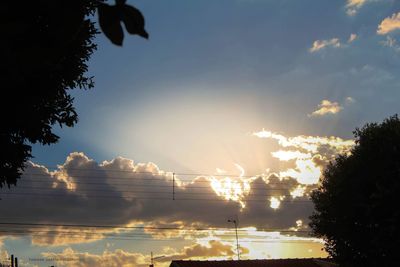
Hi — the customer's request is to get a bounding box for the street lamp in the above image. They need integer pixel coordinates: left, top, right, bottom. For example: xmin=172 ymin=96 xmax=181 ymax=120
xmin=228 ymin=219 xmax=240 ymax=260
xmin=150 ymin=252 xmax=165 ymax=267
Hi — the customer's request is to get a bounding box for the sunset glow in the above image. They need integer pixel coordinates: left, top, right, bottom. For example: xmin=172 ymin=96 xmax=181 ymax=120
xmin=2 ymin=1 xmax=399 ymax=265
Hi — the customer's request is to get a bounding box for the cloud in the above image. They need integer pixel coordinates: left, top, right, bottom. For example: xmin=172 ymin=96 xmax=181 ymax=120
xmin=0 ymin=152 xmax=320 ymax=247
xmin=309 ymin=100 xmax=343 ymax=117
xmin=309 ymin=38 xmax=341 ymax=53
xmin=309 ymin=34 xmax=358 ymax=53
xmin=30 ymin=227 xmax=127 ymax=247
xmin=377 ymin=12 xmax=400 ymax=35
xmin=216 ymin=168 xmax=227 ymax=174
xmin=269 ymin=196 xmax=282 ymax=209
xmin=381 ymin=35 xmax=397 ymax=47
xmin=380 ymin=36 xmax=400 ymax=52
xmin=0 ymin=242 xmax=10 ymax=262
xmin=252 ymin=130 xmax=354 ymax=184
xmin=346 ymin=0 xmax=367 ymax=16
xmin=252 ymin=130 xmax=353 ymax=154
xmin=235 ymin=163 xmax=245 ymax=178
xmin=41 ymin=241 xmax=248 ymax=267
xmin=40 ymin=232 xmax=324 ymax=267
xmin=290 ymin=186 xmax=307 ymax=199
xmin=348 ymin=33 xmax=358 ymax=43
xmin=345 ymin=96 xmax=355 ymax=104
xmin=240 ymin=175 xmax=316 ymax=226
xmin=159 ymin=240 xmax=244 ymax=263
xmin=271 ymin=150 xmax=311 ymax=161
xmin=42 ymin=247 xmax=148 ymax=267
xmin=279 ymin=157 xmax=322 ymax=185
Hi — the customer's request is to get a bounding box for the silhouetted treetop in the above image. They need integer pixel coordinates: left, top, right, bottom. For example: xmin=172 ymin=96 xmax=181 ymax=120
xmin=0 ymin=1 xmax=148 ymax=188
xmin=310 ymin=115 xmax=400 ymax=267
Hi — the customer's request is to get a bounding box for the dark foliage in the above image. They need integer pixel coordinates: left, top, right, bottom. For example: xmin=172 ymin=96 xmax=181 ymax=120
xmin=0 ymin=0 xmax=148 ymax=188
xmin=310 ymin=115 xmax=400 ymax=267
xmin=98 ymin=0 xmax=148 ymax=46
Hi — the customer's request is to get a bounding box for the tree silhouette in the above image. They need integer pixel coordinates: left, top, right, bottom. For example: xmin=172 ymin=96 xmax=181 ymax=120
xmin=310 ymin=115 xmax=400 ymax=267
xmin=0 ymin=0 xmax=147 ymax=188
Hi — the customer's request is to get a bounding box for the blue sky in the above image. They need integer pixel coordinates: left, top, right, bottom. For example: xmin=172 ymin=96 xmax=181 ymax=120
xmin=2 ymin=0 xmax=400 ymax=266
xmin=32 ymin=0 xmax=400 ymax=171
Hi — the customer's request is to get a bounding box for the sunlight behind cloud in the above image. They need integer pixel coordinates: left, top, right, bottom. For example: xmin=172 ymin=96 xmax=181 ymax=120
xmin=269 ymin=197 xmax=281 ymax=209
xmin=253 ymin=130 xmax=354 ymax=154
xmin=210 ymin=176 xmax=251 ymax=208
xmin=235 ymin=163 xmax=245 ymax=178
xmin=253 ymin=130 xmax=354 ymax=184
xmin=7 ymin=0 xmax=400 ymax=263
xmin=272 ymin=150 xmax=311 ymax=161
xmin=216 ymin=168 xmax=227 ymax=174
xmin=290 ymin=185 xmax=307 ymax=199
xmin=280 ymin=158 xmax=322 ymax=185
xmin=195 ymin=227 xmax=326 ymax=261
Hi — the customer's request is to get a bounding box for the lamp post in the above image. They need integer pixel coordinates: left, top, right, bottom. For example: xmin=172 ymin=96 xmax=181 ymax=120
xmin=150 ymin=252 xmax=165 ymax=267
xmin=228 ymin=219 xmax=240 ymax=260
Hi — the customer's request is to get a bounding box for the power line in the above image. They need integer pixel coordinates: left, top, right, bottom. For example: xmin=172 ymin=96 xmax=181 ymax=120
xmin=0 ymin=222 xmax=311 ymax=236
xmin=0 ymin=223 xmax=316 ymax=244
xmin=0 ymin=227 xmax=315 ymax=243
xmin=0 ymin=192 xmax=314 ymax=202
xmin=0 ymin=232 xmax=317 ymax=244
xmin=0 ymin=222 xmax=312 ymax=233
xmin=0 ymin=229 xmax=313 ymax=242
xmin=6 ymin=186 xmax=302 ymax=194
xmin=20 ymin=172 xmax=306 ymax=186
xmin=2 ymin=168 xmax=316 ymax=204
xmin=0 ymin=229 xmax=312 ymax=238
xmin=13 ymin=181 xmax=304 ymax=191
xmin=14 ymin=177 xmax=312 ymax=189
xmin=23 ymin=166 xmax=268 ymax=178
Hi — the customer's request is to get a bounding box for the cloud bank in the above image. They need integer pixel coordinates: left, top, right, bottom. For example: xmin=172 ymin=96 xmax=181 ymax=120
xmin=41 ymin=241 xmax=242 ymax=267
xmin=0 ymin=152 xmax=318 ymax=247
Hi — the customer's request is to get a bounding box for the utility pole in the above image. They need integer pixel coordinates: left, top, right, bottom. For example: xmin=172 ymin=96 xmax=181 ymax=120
xmin=172 ymin=173 xmax=175 ymax=200
xmin=150 ymin=252 xmax=165 ymax=267
xmin=228 ymin=219 xmax=240 ymax=260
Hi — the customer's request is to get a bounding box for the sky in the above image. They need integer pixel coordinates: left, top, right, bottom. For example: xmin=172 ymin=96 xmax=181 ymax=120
xmin=1 ymin=0 xmax=400 ymax=266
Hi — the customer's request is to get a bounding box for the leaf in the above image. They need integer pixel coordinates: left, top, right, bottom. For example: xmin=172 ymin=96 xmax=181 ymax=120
xmin=121 ymin=4 xmax=149 ymax=39
xmin=98 ymin=3 xmax=124 ymax=46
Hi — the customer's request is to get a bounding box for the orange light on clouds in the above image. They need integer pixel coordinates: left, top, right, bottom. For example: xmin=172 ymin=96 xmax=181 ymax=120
xmin=253 ymin=129 xmax=354 ymax=185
